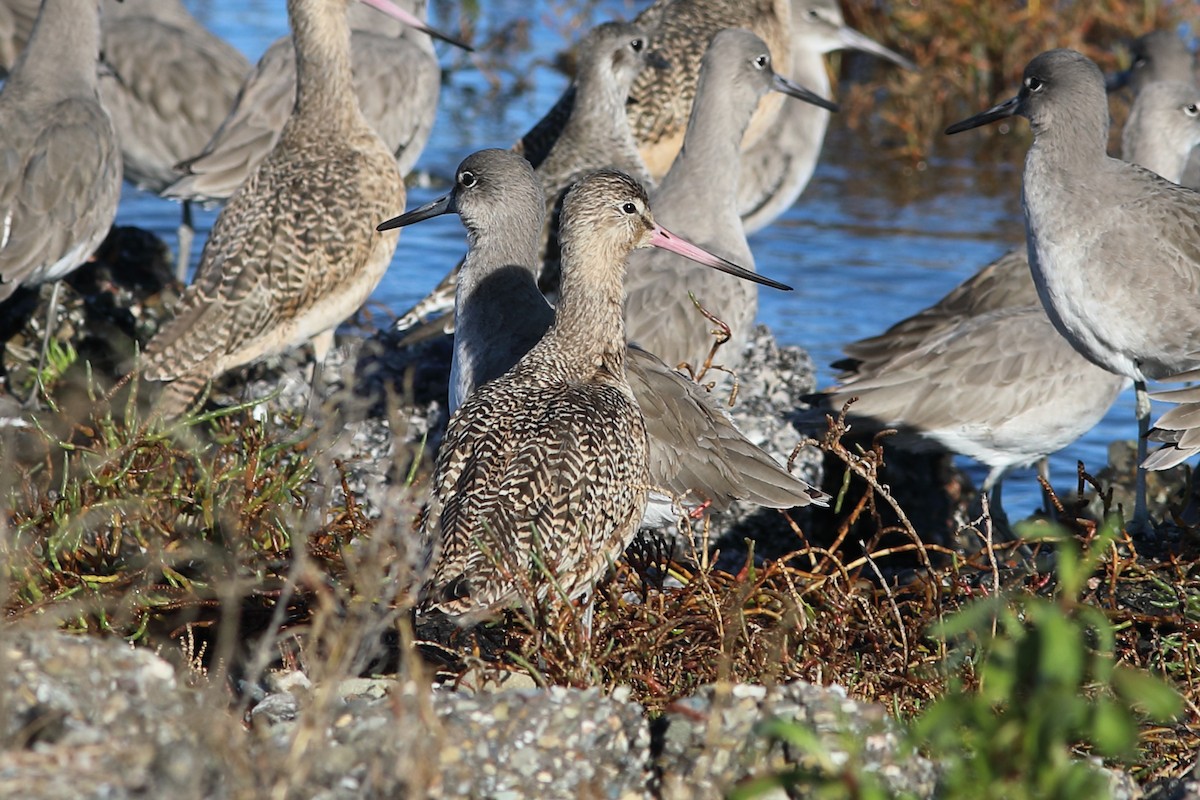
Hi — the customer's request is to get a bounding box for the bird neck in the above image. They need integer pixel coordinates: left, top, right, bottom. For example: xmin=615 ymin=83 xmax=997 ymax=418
xmin=657 ymin=61 xmax=752 ymax=219
xmin=10 ymin=0 xmax=100 ymax=97
xmin=1029 ymin=91 xmax=1110 ymax=173
xmin=548 ymin=233 xmax=630 ymax=367
xmin=289 ymin=0 xmax=359 ymax=124
xmin=557 ymin=59 xmax=648 ymax=183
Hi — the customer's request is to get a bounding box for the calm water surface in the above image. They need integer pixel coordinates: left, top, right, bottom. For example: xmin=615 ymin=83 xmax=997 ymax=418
xmin=124 ymin=1 xmax=1151 ymax=519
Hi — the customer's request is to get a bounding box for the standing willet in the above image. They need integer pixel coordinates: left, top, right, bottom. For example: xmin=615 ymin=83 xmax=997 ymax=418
xmin=97 ymin=0 xmax=250 ymax=281
xmin=392 ymin=20 xmax=658 ymax=337
xmin=164 ymin=1 xmax=467 ymax=208
xmin=0 ymin=0 xmax=121 ymax=399
xmin=738 ymin=0 xmax=916 ymax=232
xmin=409 ymin=168 xmax=790 ymax=618
xmin=628 ymin=0 xmax=794 ymax=179
xmin=946 ymin=48 xmax=1200 ymax=526
xmin=817 ymin=68 xmax=1200 ymax=518
xmin=140 ymin=0 xmax=410 ymax=418
xmin=380 ymin=150 xmax=825 ymax=530
xmin=622 ymin=28 xmax=836 ymax=373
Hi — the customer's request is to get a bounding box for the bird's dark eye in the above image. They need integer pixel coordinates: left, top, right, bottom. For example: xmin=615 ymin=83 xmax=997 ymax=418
xmin=807 ymin=8 xmax=819 ymax=19
xmin=1132 ymin=56 xmax=1148 ymax=69
xmin=459 ymin=170 xmax=477 ymax=188
xmin=621 ymin=202 xmax=637 ymax=214
xmin=754 ymin=54 xmax=769 ymax=70
xmin=1025 ymin=76 xmax=1044 ymax=92
xmin=1184 ymin=103 xmax=1199 ymax=118
xmin=630 ymin=38 xmax=644 ymax=53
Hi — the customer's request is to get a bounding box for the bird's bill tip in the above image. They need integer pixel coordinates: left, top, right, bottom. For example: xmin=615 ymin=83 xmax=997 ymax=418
xmin=771 ymin=73 xmax=838 ymax=112
xmin=647 ymin=225 xmax=792 ymax=291
xmin=837 ymin=25 xmax=918 ymax=71
xmin=944 ymin=95 xmax=1019 ymax=135
xmin=359 ymin=0 xmax=474 ymax=51
xmin=377 ymin=192 xmax=455 ymax=231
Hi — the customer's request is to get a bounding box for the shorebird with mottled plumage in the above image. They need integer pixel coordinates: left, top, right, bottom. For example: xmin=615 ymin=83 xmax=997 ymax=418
xmin=0 ymin=0 xmax=121 ymax=400
xmin=97 ymin=0 xmax=250 ymax=281
xmin=393 ymin=20 xmax=658 ymax=336
xmin=140 ymin=0 xmax=420 ymax=418
xmin=404 ymin=168 xmax=795 ymax=619
xmin=164 ymin=0 xmax=467 ymax=209
xmin=737 ymin=0 xmax=915 ymax=232
xmin=946 ymin=48 xmax=1200 ymax=526
xmin=623 ymin=28 xmax=836 ymax=374
xmin=380 ymin=150 xmax=824 ymax=532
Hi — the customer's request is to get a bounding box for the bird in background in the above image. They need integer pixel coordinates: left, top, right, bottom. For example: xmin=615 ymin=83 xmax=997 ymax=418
xmin=139 ymin=0 xmax=446 ymax=418
xmin=0 ymin=0 xmax=121 ymax=404
xmin=622 ymin=28 xmax=837 ymax=374
xmin=97 ymin=0 xmax=251 ymax=281
xmin=946 ymin=48 xmax=1200 ymax=528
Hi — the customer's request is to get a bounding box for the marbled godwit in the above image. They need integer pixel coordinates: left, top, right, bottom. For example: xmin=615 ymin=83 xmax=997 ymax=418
xmin=380 ymin=150 xmax=824 ymax=530
xmin=407 ymin=168 xmax=793 ymax=618
xmin=164 ymin=0 xmax=466 ymax=208
xmin=0 ymin=0 xmax=121 ymax=399
xmin=946 ymin=49 xmax=1200 ymax=526
xmin=738 ymin=0 xmax=915 ymax=232
xmin=140 ymin=0 xmax=410 ymax=418
xmin=622 ymin=28 xmax=836 ymax=373
xmin=393 ymin=19 xmax=658 ymax=336
xmin=97 ymin=0 xmax=250 ymax=281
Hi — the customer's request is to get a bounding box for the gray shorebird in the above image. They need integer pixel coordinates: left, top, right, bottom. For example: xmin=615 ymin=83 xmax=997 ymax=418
xmin=380 ymin=150 xmax=825 ymax=531
xmin=628 ymin=0 xmax=794 ymax=179
xmin=140 ymin=0 xmax=412 ymax=417
xmin=0 ymin=0 xmax=121 ymax=398
xmin=946 ymin=48 xmax=1200 ymax=526
xmin=392 ymin=20 xmax=658 ymax=338
xmin=1110 ymin=30 xmax=1200 ymax=190
xmin=97 ymin=0 xmax=250 ymax=280
xmin=623 ymin=28 xmax=836 ymax=373
xmin=164 ymin=0 xmax=467 ymax=208
xmin=404 ymin=168 xmax=794 ymax=618
xmin=738 ymin=0 xmax=915 ymax=232
xmin=818 ymin=66 xmax=1200 ymax=518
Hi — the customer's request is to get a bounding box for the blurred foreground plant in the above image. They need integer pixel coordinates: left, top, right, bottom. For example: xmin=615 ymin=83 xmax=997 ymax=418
xmin=912 ymin=517 xmax=1182 ymax=799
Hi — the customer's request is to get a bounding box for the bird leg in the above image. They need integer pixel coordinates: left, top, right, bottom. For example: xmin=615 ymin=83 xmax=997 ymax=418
xmin=1133 ymin=379 xmax=1151 ymax=531
xmin=24 ymin=281 xmax=63 ymax=408
xmin=175 ymin=200 xmax=194 ymax=283
xmin=306 ymin=329 xmax=335 ymax=419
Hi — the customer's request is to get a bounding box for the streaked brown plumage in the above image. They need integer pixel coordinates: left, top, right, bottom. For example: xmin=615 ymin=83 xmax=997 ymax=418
xmin=413 ymin=168 xmax=787 ymax=617
xmin=140 ymin=0 xmax=405 ymax=417
xmin=382 ymin=150 xmax=825 ymax=537
xmin=418 ymin=170 xmax=656 ymax=617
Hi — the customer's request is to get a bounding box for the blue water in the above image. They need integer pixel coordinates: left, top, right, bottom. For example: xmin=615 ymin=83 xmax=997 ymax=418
xmin=116 ymin=0 xmax=1148 ymax=520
